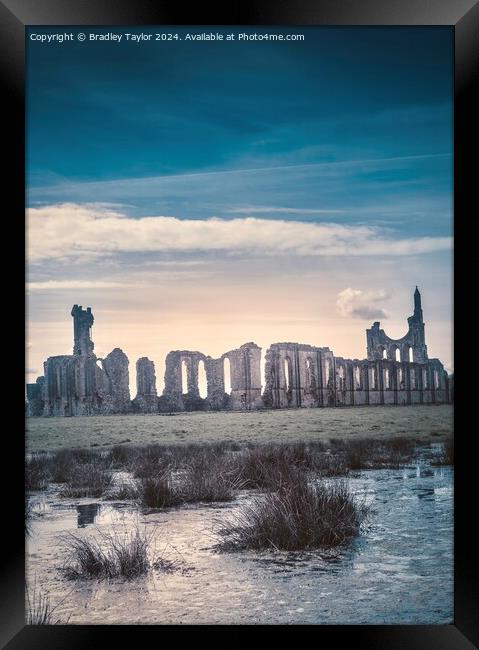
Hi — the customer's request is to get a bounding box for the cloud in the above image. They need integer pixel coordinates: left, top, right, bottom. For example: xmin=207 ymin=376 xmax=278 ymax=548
xmin=336 ymin=287 xmax=390 ymax=320
xmin=27 ymin=280 xmax=133 ymax=291
xmin=27 ymin=203 xmax=452 ymax=263
xmin=227 ymin=206 xmax=346 ymax=214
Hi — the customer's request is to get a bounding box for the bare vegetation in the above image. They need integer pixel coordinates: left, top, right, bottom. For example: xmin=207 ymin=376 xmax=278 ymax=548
xmin=103 ymin=482 xmax=139 ymax=501
xmin=218 ymin=471 xmax=369 ymax=551
xmin=180 ymin=452 xmax=240 ymax=503
xmin=328 ymin=436 xmax=416 ymax=470
xmin=431 ymin=437 xmax=454 ymax=466
xmin=27 ymin=437 xmax=431 ymax=512
xmin=25 ymin=582 xmax=64 ymax=624
xmin=61 ymin=527 xmax=155 ymax=579
xmin=25 ymin=454 xmax=51 ymax=491
xmin=138 ymin=471 xmax=182 ymax=509
xmin=60 ymin=462 xmax=113 ymax=498
xmin=49 ymin=449 xmax=74 ymax=483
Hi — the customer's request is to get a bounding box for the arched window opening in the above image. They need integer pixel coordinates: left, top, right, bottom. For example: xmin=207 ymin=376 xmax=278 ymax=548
xmin=325 ymin=358 xmax=331 ymax=385
xmin=395 ymin=348 xmax=401 ymax=362
xmin=284 ymin=358 xmax=292 ymax=390
xmin=198 ymin=360 xmax=207 ymax=398
xmin=370 ymin=367 xmax=376 ymax=389
xmin=181 ymin=360 xmax=188 ymax=394
xmin=223 ymin=357 xmax=231 ymax=395
xmin=434 ymin=370 xmax=439 ymax=389
xmin=384 ymin=368 xmax=390 ymax=389
xmin=409 ymin=347 xmax=414 ymax=363
xmin=355 ymin=366 xmax=361 ymax=388
xmin=382 ymin=348 xmax=387 ymax=360
xmin=398 ymin=367 xmax=404 ymax=386
xmin=337 ymin=365 xmax=346 ymax=390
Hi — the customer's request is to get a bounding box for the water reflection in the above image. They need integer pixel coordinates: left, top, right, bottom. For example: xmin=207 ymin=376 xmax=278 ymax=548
xmin=77 ymin=503 xmax=100 ymax=528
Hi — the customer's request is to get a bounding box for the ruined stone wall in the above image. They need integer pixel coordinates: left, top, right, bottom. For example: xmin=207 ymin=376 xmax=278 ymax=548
xmin=204 ymin=357 xmax=228 ymax=410
xmin=26 ymin=376 xmax=45 ymax=417
xmin=262 ymin=343 xmax=449 ymax=409
xmin=101 ymin=348 xmax=131 ymax=413
xmin=43 ymin=355 xmax=96 ymax=416
xmin=28 ymin=293 xmax=452 ymax=417
xmin=263 ymin=343 xmax=334 ymax=408
xmin=41 ymin=348 xmax=131 ymax=416
xmin=162 ymin=350 xmax=208 ymax=411
xmin=224 ymin=343 xmax=263 ymax=410
xmin=329 ymin=357 xmax=449 ymax=407
xmin=133 ymin=357 xmax=158 ymax=413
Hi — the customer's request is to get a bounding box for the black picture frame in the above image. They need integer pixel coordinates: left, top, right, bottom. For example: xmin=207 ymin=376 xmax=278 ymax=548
xmin=2 ymin=0 xmax=477 ymax=646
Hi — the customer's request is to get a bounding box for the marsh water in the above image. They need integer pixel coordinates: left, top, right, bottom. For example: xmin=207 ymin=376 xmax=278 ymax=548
xmin=26 ymin=458 xmax=453 ymax=625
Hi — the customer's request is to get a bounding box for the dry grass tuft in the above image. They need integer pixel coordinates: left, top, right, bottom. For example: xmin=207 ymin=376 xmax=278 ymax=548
xmin=218 ymin=470 xmax=369 ymax=552
xmin=61 ymin=527 xmax=156 ymax=580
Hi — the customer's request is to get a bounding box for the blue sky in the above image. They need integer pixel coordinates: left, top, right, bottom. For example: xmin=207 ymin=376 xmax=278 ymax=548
xmin=26 ymin=27 xmax=453 ymax=387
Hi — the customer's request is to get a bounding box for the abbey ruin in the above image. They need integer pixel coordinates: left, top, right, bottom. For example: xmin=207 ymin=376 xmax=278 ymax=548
xmin=26 ymin=288 xmax=452 ymax=417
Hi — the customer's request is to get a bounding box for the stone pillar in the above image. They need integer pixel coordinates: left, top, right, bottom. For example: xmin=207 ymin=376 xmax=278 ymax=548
xmin=103 ymin=348 xmax=131 ymax=413
xmin=227 ymin=343 xmax=262 ymax=410
xmin=133 ymin=357 xmax=158 ymax=413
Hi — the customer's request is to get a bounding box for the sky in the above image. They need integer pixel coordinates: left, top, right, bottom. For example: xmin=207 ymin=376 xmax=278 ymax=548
xmin=26 ymin=26 xmax=453 ymax=394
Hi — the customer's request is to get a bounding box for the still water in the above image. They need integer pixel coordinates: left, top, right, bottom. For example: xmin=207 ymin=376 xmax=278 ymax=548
xmin=26 ymin=462 xmax=453 ymax=624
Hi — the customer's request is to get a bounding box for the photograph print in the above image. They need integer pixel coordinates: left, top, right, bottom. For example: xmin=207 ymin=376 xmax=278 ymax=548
xmin=25 ymin=25 xmax=453 ymax=625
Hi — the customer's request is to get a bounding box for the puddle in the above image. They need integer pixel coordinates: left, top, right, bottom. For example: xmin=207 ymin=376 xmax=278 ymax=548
xmin=26 ymin=463 xmax=453 ymax=624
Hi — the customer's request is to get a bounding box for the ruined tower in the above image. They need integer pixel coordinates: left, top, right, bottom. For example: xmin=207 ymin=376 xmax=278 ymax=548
xmin=407 ymin=286 xmax=428 ymax=362
xmin=366 ymin=287 xmax=428 ymax=363
xmin=71 ymin=305 xmax=94 ymax=356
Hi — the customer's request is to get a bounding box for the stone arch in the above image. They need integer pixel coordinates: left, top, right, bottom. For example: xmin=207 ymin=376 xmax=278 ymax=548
xmin=324 ymin=358 xmax=332 ymax=387
xmin=181 ymin=359 xmax=189 ymax=394
xmin=198 ymin=360 xmax=207 ymax=398
xmin=305 ymin=356 xmax=315 ymax=390
xmin=223 ymin=357 xmax=232 ymax=395
xmin=401 ymin=344 xmax=412 ymax=363
xmin=354 ymin=365 xmax=361 ymax=388
xmin=337 ymin=365 xmax=346 ymax=391
xmin=284 ymin=357 xmax=292 ymax=391
xmin=370 ymin=366 xmax=377 ymax=389
xmin=384 ymin=367 xmax=390 ymax=389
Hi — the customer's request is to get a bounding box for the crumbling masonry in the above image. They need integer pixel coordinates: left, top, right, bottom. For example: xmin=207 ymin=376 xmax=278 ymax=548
xmin=26 ymin=288 xmax=452 ymax=416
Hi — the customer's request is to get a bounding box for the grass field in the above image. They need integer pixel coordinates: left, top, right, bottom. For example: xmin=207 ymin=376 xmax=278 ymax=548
xmin=26 ymin=404 xmax=453 ymax=452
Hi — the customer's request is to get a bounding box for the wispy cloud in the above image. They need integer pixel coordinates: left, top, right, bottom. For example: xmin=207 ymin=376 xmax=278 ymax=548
xmin=27 ymin=280 xmax=134 ymax=291
xmin=27 ymin=203 xmax=451 ymax=263
xmin=336 ymin=287 xmax=390 ymax=320
xmin=227 ymin=206 xmax=346 ymax=215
